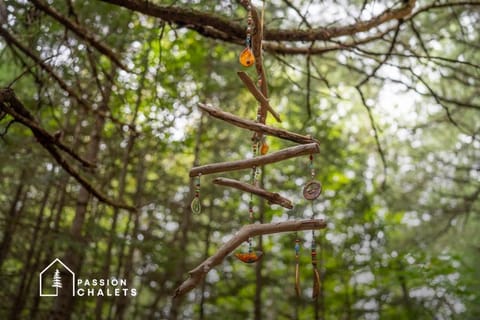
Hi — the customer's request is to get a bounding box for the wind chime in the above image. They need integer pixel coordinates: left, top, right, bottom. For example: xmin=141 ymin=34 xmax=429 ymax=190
xmin=186 ymin=0 xmax=326 ymax=299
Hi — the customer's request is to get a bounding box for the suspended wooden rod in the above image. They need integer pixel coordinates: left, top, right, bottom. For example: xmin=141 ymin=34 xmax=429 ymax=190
xmin=173 ymin=218 xmax=327 ymax=298
xmin=213 ymin=177 xmax=293 ymax=209
xmin=237 ymin=71 xmax=282 ymax=123
xmin=189 ymin=142 xmax=319 ymax=177
xmin=198 ymin=103 xmax=319 ymax=145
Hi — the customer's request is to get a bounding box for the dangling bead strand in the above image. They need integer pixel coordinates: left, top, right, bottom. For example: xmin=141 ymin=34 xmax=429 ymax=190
xmin=309 ymin=154 xmax=315 ymax=179
xmin=303 ymin=153 xmax=322 ymax=200
xmin=311 ymin=229 xmax=321 ymax=299
xmin=295 ymin=237 xmax=301 ymax=297
xmin=239 ymin=1 xmax=255 ymax=67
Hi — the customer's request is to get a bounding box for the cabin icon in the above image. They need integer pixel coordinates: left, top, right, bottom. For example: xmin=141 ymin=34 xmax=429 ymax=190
xmin=39 ymin=258 xmax=76 ymax=297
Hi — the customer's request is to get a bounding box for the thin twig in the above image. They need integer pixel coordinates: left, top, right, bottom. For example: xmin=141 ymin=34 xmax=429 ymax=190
xmin=355 ymin=86 xmax=387 ymax=189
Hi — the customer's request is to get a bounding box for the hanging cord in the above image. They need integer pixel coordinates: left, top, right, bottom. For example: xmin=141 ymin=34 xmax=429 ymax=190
xmin=239 ymin=0 xmax=255 ymax=67
xmin=309 ymin=156 xmax=321 ymax=299
xmin=294 ymin=232 xmax=301 ymax=297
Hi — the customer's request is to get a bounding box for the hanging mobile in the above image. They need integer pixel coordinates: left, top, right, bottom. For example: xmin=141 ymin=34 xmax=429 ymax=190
xmin=303 ymin=154 xmax=322 ymax=200
xmin=239 ymin=1 xmax=255 ymax=67
xmin=190 ymin=173 xmax=202 ymax=214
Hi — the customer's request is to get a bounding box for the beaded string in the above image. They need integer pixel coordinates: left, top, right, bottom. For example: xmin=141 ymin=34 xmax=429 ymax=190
xmin=311 ymin=227 xmax=320 ymax=298
xmin=248 ymin=137 xmax=260 ymax=253
xmin=246 ymin=2 xmax=253 ymax=49
xmin=306 ymin=154 xmax=321 ymax=299
xmin=239 ymin=1 xmax=255 ymax=67
xmin=309 ymin=154 xmax=315 ymax=179
xmin=190 ymin=173 xmax=202 ymax=214
xmin=294 ymin=234 xmax=301 ymax=297
xmin=234 ymin=134 xmax=263 ymax=263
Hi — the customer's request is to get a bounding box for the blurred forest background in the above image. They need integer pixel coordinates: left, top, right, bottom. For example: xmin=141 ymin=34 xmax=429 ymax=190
xmin=0 ymin=0 xmax=479 ymax=319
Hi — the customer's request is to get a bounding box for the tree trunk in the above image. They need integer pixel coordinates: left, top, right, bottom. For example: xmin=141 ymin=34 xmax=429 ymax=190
xmin=254 ymin=166 xmax=265 ymax=320
xmin=50 ymin=70 xmax=115 ymax=319
xmin=199 ymin=206 xmax=213 ymax=320
xmin=167 ymin=115 xmax=205 ymax=320
xmin=113 ymin=156 xmax=145 ymax=320
xmin=0 ymin=169 xmax=28 ymax=269
xmin=9 ymin=178 xmax=52 ymax=319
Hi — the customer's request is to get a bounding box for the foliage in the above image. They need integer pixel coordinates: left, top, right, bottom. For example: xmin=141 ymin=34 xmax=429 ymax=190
xmin=0 ymin=0 xmax=479 ymax=319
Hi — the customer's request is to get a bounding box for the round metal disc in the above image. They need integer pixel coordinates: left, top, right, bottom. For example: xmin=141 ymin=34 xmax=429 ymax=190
xmin=303 ymin=180 xmax=322 ymax=200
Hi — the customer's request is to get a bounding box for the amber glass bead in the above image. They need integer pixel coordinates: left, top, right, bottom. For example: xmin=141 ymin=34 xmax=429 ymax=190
xmin=239 ymin=47 xmax=255 ymax=67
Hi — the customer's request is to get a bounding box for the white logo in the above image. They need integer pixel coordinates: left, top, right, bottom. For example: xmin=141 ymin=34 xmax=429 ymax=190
xmin=39 ymin=258 xmax=76 ymax=297
xmin=39 ymin=258 xmax=137 ymax=298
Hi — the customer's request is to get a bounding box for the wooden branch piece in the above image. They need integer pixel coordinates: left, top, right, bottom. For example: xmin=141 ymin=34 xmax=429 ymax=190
xmin=198 ymin=103 xmax=318 ymax=145
xmin=190 ymin=142 xmax=319 ymax=177
xmin=173 ymin=218 xmax=327 ymax=298
xmin=213 ymin=177 xmax=293 ymax=209
xmin=237 ymin=71 xmax=281 ymax=122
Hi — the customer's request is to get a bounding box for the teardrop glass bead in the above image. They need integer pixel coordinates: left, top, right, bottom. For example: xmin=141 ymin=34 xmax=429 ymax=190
xmin=239 ymin=47 xmax=255 ymax=67
xmin=260 ymin=142 xmax=269 ymax=155
xmin=190 ymin=197 xmax=201 ymax=214
xmin=235 ymin=251 xmax=263 ymax=263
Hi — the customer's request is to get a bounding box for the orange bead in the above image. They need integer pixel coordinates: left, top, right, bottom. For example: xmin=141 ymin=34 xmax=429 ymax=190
xmin=239 ymin=47 xmax=255 ymax=67
xmin=260 ymin=142 xmax=269 ymax=155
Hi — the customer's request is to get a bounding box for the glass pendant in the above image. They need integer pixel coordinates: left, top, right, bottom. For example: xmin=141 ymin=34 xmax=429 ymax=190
xmin=190 ymin=197 xmax=201 ymax=214
xmin=239 ymin=47 xmax=255 ymax=67
xmin=235 ymin=251 xmax=263 ymax=263
xmin=303 ymin=180 xmax=322 ymax=200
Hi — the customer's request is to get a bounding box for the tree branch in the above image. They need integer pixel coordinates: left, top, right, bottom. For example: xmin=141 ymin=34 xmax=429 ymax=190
xmin=212 ymin=177 xmax=293 ymax=209
xmin=189 ymin=142 xmax=319 ymax=177
xmin=0 ymin=26 xmax=132 ymax=131
xmin=30 ymin=0 xmax=128 ymax=71
xmin=99 ymin=0 xmax=416 ymax=43
xmin=0 ymin=88 xmax=95 ymax=168
xmin=173 ymin=218 xmax=327 ymax=298
xmin=198 ymin=103 xmax=318 ymax=145
xmin=0 ymin=88 xmax=136 ymax=212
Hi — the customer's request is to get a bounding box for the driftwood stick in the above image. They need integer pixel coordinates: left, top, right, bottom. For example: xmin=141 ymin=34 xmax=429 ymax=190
xmin=213 ymin=177 xmax=293 ymax=209
xmin=198 ymin=103 xmax=318 ymax=145
xmin=237 ymin=71 xmax=281 ymax=122
xmin=190 ymin=142 xmax=319 ymax=177
xmin=173 ymin=218 xmax=327 ymax=298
